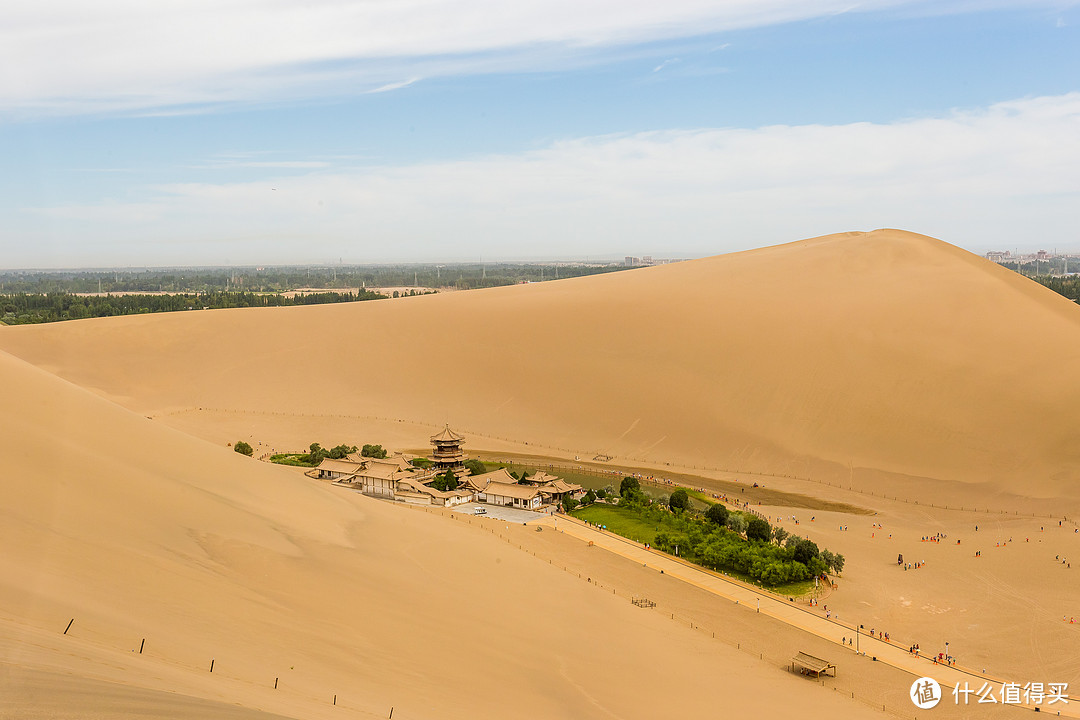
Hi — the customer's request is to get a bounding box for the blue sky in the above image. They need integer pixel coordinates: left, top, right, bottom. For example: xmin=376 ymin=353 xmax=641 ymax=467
xmin=1 ymin=1 xmax=1078 ymax=267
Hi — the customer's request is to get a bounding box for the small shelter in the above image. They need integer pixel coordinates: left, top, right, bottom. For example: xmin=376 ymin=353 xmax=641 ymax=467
xmin=791 ymin=652 xmax=835 ymax=678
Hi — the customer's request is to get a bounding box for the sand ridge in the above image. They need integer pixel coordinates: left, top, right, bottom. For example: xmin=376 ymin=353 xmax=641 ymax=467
xmin=0 ymin=345 xmax=887 ymax=718
xmin=3 ymin=228 xmax=1079 ymax=717
xmin=2 ymin=229 xmax=1078 ymax=505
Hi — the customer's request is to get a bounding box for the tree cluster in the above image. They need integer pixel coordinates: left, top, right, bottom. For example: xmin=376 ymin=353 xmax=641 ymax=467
xmin=604 ymin=492 xmax=846 ymax=587
xmin=463 ymin=458 xmax=486 ymax=475
xmin=360 ymin=444 xmax=387 ymax=459
xmin=618 ymin=476 xmax=648 ymax=505
xmin=0 ymin=263 xmax=630 ymax=299
xmin=304 ymin=442 xmax=358 ymax=465
xmin=0 ymin=290 xmax=383 ymax=325
xmin=1034 ymin=274 xmax=1080 ymax=302
xmin=430 ymin=469 xmax=460 ymax=492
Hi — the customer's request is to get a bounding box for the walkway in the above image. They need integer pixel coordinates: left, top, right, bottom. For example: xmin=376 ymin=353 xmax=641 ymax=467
xmin=549 ymin=513 xmax=1075 ymax=717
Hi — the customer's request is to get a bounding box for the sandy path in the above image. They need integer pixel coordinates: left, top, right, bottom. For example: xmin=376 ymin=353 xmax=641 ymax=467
xmin=551 ymin=513 xmax=1076 ymax=717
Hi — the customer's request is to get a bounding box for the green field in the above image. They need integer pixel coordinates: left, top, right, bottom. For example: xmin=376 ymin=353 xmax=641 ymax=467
xmin=571 ymin=503 xmax=820 ymax=598
xmin=683 ymin=489 xmax=716 ymax=511
xmin=571 ymin=504 xmax=660 ymax=545
xmin=269 ymin=453 xmax=316 ymax=468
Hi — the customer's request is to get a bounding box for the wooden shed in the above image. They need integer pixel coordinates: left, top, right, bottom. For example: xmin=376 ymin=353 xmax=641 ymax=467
xmin=791 ymin=651 xmax=835 ymax=678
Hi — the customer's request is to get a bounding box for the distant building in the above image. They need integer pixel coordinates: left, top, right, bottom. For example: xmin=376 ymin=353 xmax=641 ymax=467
xmin=430 ymin=425 xmax=466 ymax=472
xmin=314 ymin=427 xmax=583 ymax=511
xmin=463 ymin=467 xmax=584 ymax=510
xmin=314 ymin=452 xmax=473 ymax=507
xmin=314 ymin=454 xmax=433 ymax=498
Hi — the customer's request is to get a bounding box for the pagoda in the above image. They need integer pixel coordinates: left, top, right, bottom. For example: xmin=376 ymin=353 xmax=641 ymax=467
xmin=430 ymin=425 xmax=466 ymax=472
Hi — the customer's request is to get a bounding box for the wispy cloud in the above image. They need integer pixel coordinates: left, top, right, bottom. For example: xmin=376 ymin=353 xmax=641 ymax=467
xmin=653 ymin=58 xmax=681 ymax=73
xmin=0 ymin=0 xmax=1064 ymax=118
xmin=14 ymin=93 xmax=1080 ymax=265
xmin=190 ymin=160 xmax=333 ymax=171
xmin=366 ymin=77 xmax=421 ymax=94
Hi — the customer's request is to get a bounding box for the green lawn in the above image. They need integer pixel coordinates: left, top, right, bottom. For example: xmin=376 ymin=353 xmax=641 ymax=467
xmin=684 ymin=489 xmax=717 ymax=510
xmin=572 ymin=503 xmax=819 ymax=599
xmin=269 ymin=453 xmax=316 ymax=468
xmin=570 ymin=504 xmax=661 ymax=545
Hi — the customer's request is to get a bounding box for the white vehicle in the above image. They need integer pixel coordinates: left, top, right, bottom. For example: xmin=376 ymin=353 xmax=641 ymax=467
xmin=473 ymin=506 xmax=487 ymax=515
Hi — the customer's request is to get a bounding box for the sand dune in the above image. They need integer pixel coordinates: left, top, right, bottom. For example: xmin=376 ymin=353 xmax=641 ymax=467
xmin=0 ymin=347 xmax=887 ymax=718
xmin=4 ymin=228 xmax=1080 ymax=717
xmin=3 ymin=229 xmax=1079 ymax=506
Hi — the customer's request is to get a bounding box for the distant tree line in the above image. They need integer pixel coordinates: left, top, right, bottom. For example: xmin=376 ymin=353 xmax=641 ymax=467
xmin=0 ymin=262 xmax=632 ymax=296
xmin=0 ymin=290 xmax=383 ymax=325
xmin=1033 ymin=275 xmax=1080 ymax=302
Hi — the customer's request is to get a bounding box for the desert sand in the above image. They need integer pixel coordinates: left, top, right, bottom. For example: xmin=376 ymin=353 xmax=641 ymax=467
xmin=3 ymin=229 xmax=1079 ymax=506
xmin=2 ymin=229 xmax=1078 ymax=718
xmin=0 ymin=345 xmax=893 ymax=719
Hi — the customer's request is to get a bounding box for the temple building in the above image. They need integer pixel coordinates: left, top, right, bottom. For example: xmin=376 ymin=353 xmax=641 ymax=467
xmin=430 ymin=425 xmax=466 ymax=472
xmin=463 ymin=468 xmax=584 ymax=510
xmin=313 ymin=425 xmax=584 ymax=511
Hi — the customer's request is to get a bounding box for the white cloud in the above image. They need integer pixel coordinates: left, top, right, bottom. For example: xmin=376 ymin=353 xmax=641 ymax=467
xmin=0 ymin=0 xmax=1062 ymax=117
xmin=366 ymin=77 xmax=422 ymax=94
xmin=14 ymin=92 xmax=1080 ymax=266
xmin=190 ymin=160 xmax=333 ymax=170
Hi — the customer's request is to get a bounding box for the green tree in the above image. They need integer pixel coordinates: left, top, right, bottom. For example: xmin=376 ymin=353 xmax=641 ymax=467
xmin=705 ymin=503 xmax=729 ymax=526
xmin=595 ymin=488 xmax=607 ymax=500
xmin=653 ymin=531 xmax=675 ymax=553
xmin=772 ymin=526 xmax=789 ymax=545
xmin=790 ymin=538 xmax=820 ymax=565
xmin=725 ymin=514 xmax=747 ymax=535
xmin=561 ymin=495 xmax=579 ymax=512
xmin=431 ymin=469 xmax=459 ymax=492
xmin=669 ymin=488 xmax=690 ymax=511
xmin=361 ymin=444 xmax=387 ymax=459
xmin=746 ymin=516 xmax=772 ymax=542
xmin=582 ymin=489 xmax=596 ymax=505
xmin=410 ymin=457 xmax=434 ymax=469
xmin=619 ymin=476 xmax=641 ymax=496
xmin=234 ymin=440 xmax=253 ymax=457
xmin=306 ymin=442 xmax=329 ymax=465
xmin=463 ymin=458 xmax=486 ymax=475
xmin=328 ymin=444 xmax=358 ymax=459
